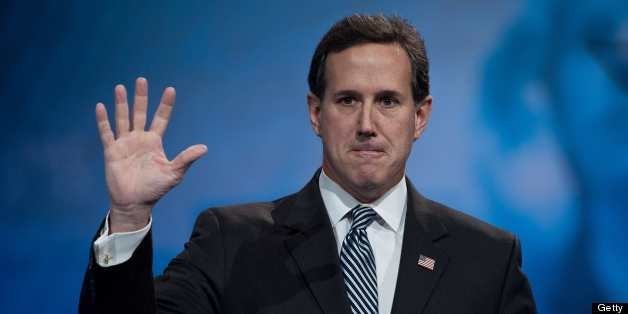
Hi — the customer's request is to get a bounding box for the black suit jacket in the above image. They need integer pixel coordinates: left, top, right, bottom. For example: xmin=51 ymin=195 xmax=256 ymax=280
xmin=79 ymin=171 xmax=536 ymax=313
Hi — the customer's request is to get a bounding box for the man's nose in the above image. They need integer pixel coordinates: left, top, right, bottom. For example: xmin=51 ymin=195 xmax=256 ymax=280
xmin=357 ymin=103 xmax=376 ymax=138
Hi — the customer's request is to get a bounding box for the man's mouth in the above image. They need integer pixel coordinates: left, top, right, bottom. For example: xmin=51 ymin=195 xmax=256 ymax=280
xmin=352 ymin=150 xmax=385 ymax=158
xmin=350 ymin=144 xmax=385 ymax=158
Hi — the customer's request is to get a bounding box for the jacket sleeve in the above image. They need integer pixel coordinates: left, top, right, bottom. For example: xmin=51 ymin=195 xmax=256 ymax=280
xmin=78 ymin=209 xmax=225 ymax=314
xmin=497 ymin=236 xmax=537 ymax=314
xmin=79 ymin=225 xmax=156 ymax=314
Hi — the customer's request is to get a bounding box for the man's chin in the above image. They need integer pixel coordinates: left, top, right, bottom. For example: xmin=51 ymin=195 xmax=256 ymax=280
xmin=350 ymin=170 xmax=385 ymax=192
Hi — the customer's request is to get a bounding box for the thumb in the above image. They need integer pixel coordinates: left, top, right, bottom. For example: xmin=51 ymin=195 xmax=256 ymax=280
xmin=172 ymin=144 xmax=207 ymax=172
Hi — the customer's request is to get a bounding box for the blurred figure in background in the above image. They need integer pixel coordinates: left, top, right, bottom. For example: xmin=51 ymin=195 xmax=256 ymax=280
xmin=477 ymin=0 xmax=628 ymax=312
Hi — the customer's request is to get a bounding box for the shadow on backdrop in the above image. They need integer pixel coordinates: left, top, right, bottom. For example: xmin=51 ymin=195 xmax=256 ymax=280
xmin=477 ymin=0 xmax=628 ymax=312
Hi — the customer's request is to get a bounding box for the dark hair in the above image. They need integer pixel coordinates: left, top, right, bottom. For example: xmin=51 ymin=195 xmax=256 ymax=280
xmin=308 ymin=14 xmax=429 ymax=104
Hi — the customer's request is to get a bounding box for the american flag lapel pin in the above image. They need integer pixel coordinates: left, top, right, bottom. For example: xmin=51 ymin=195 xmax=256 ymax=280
xmin=417 ymin=254 xmax=436 ymax=271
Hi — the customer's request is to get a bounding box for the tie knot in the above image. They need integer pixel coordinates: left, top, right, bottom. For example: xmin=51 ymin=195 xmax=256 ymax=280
xmin=349 ymin=205 xmax=377 ymax=231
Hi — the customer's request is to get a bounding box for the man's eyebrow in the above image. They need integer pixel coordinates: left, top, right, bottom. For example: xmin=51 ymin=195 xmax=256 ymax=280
xmin=332 ymin=90 xmax=361 ymax=98
xmin=331 ymin=89 xmax=405 ymax=98
xmin=374 ymin=90 xmax=404 ymax=99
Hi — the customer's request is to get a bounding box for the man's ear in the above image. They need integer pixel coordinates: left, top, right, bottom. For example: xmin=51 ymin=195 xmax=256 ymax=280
xmin=413 ymin=95 xmax=432 ymax=140
xmin=307 ymin=92 xmax=322 ymax=136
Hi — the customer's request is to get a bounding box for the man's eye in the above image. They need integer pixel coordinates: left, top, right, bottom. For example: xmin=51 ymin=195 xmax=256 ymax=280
xmin=338 ymin=97 xmax=355 ymax=106
xmin=380 ymin=97 xmax=399 ymax=107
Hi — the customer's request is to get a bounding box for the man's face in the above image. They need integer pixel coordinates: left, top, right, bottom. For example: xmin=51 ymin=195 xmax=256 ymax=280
xmin=308 ymin=43 xmax=432 ymax=202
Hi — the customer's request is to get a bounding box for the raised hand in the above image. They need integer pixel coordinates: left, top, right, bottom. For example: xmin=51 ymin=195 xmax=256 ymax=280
xmin=95 ymin=77 xmax=207 ymax=233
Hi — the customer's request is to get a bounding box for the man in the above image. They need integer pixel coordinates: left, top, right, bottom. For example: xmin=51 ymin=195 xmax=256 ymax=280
xmin=80 ymin=14 xmax=536 ymax=314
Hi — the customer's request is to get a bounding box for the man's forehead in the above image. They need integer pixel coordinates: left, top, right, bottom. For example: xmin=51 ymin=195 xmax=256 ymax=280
xmin=326 ymin=42 xmax=406 ymax=65
xmin=324 ymin=42 xmax=412 ymax=93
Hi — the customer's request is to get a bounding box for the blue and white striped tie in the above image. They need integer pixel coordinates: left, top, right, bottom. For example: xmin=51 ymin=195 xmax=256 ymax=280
xmin=340 ymin=205 xmax=379 ymax=314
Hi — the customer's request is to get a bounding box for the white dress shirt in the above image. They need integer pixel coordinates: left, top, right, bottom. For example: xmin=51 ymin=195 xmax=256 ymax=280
xmin=93 ymin=213 xmax=152 ymax=267
xmin=94 ymin=170 xmax=407 ymax=314
xmin=319 ymin=170 xmax=407 ymax=314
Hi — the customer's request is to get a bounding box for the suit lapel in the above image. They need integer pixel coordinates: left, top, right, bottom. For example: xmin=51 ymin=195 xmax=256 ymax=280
xmin=391 ymin=179 xmax=450 ymax=314
xmin=273 ymin=172 xmax=450 ymax=314
xmin=273 ymin=170 xmax=351 ymax=314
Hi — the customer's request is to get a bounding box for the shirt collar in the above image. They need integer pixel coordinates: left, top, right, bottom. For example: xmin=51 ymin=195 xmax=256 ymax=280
xmin=319 ymin=169 xmax=407 ymax=232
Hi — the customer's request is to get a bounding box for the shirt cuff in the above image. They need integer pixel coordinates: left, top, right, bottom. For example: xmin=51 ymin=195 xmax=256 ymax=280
xmin=93 ymin=211 xmax=152 ymax=268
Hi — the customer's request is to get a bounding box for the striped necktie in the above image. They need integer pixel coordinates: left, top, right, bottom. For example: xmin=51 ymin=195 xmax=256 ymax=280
xmin=340 ymin=205 xmax=379 ymax=314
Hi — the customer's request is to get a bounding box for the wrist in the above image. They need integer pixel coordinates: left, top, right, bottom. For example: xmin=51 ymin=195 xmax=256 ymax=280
xmin=109 ymin=206 xmax=151 ymax=233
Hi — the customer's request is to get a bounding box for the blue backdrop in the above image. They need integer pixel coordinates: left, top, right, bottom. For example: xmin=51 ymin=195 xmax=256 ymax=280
xmin=1 ymin=1 xmax=626 ymax=313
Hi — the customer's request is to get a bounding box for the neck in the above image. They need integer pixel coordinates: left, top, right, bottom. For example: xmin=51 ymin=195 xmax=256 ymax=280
xmin=321 ymin=164 xmax=404 ymax=204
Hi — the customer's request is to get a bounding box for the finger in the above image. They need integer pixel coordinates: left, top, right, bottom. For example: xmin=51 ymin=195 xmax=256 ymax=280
xmin=95 ymin=103 xmax=114 ymax=148
xmin=114 ymin=84 xmax=130 ymax=137
xmin=149 ymin=86 xmax=176 ymax=136
xmin=133 ymin=77 xmax=148 ymax=131
xmin=172 ymin=144 xmax=207 ymax=172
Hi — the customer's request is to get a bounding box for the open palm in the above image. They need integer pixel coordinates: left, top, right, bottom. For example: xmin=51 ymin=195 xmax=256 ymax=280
xmin=95 ymin=78 xmax=206 ymax=232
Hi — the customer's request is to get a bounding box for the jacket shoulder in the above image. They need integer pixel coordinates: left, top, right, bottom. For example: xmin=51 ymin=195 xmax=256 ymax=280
xmin=191 ymin=193 xmax=295 ymax=234
xmin=426 ymin=198 xmax=515 ymax=247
